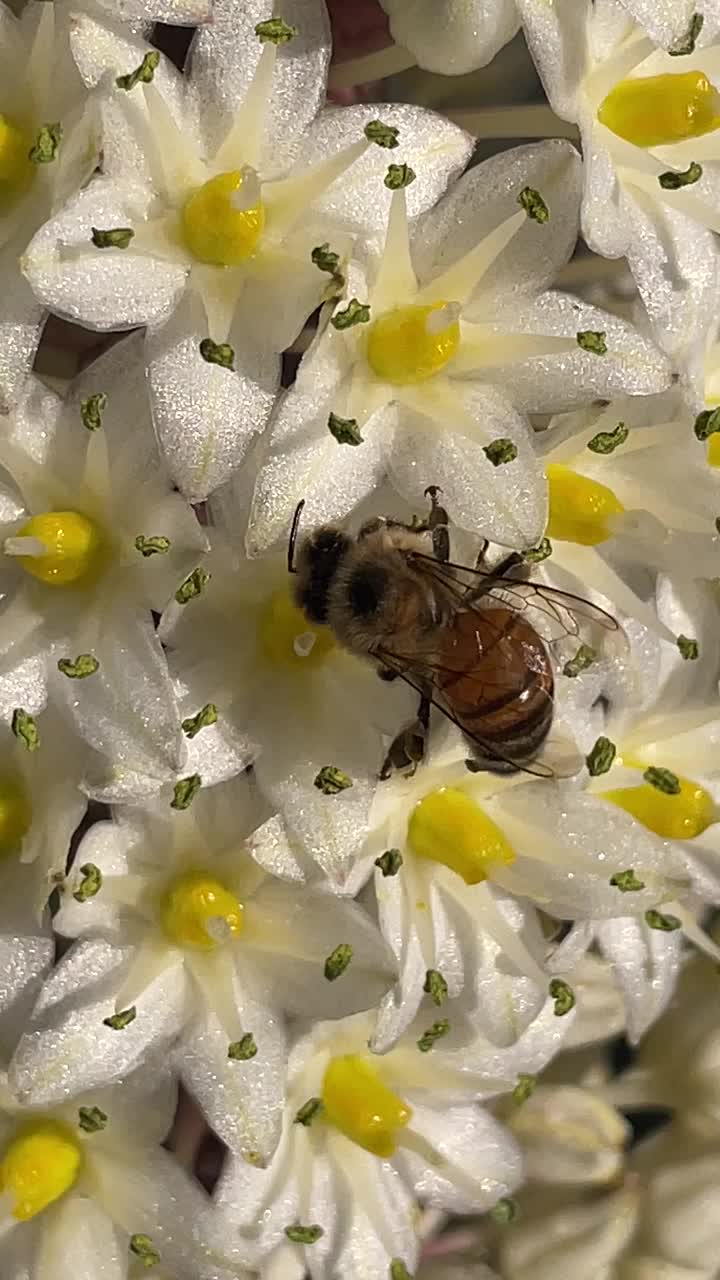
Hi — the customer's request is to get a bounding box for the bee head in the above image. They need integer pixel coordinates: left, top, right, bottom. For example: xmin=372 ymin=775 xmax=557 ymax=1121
xmin=292 ymin=525 xmax=351 ymax=624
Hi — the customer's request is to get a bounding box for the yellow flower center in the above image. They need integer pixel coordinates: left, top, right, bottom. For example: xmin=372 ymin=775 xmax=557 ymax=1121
xmin=407 ymin=786 xmax=516 ymax=885
xmin=0 ymin=777 xmax=31 ymax=855
xmin=366 ymin=301 xmax=461 ymax=385
xmin=10 ymin=511 xmax=104 ymax=586
xmin=182 ymin=169 xmax=265 ymax=266
xmin=602 ymin=773 xmax=715 ymax=840
xmin=546 ymin=464 xmax=625 ymax=546
xmin=598 ymin=71 xmax=720 ymax=148
xmin=0 ymin=1122 xmax=82 ymax=1221
xmin=707 ymin=435 xmax=720 ymax=468
xmin=258 ymin=589 xmax=335 ymax=669
xmin=321 ymin=1055 xmax=411 ymax=1157
xmin=0 ymin=114 xmax=34 ymax=209
xmin=160 ymin=870 xmax=244 ymax=950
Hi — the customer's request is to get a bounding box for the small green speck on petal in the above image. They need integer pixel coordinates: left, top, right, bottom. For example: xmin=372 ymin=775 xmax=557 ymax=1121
xmin=518 ymin=186 xmax=549 ymax=222
xmin=694 ymin=407 xmax=720 ymax=440
xmin=228 ymin=1034 xmax=257 ymax=1060
xmin=390 ymin=1263 xmax=413 ymax=1280
xmin=577 ymin=330 xmax=607 ymax=355
xmin=563 ymin=645 xmax=596 ymax=678
xmin=57 ymin=654 xmax=99 ymax=679
xmin=11 ymin=708 xmax=39 ymax=751
xmin=80 ymin=392 xmax=107 ymax=432
xmin=658 ymin=161 xmax=703 ymax=188
xmin=134 ymin=535 xmax=171 ymax=557
xmin=549 ymin=978 xmax=574 ymax=1016
xmin=311 ymin=243 xmax=341 ymax=276
xmin=171 ymin=774 xmax=202 ymax=810
xmin=483 ymin=438 xmax=517 ymax=467
xmin=327 ymin=412 xmax=363 ymax=446
xmin=255 ymin=17 xmax=297 ymax=42
xmin=28 ymin=122 xmax=62 ymax=164
xmin=91 ymin=227 xmax=134 ymax=249
xmin=384 ymin=163 xmax=415 ymax=190
xmin=610 ymin=868 xmax=645 ymax=892
xmin=175 ymin=567 xmax=210 ymax=604
xmin=294 ymin=1097 xmax=323 ymax=1126
xmin=103 ymin=1006 xmax=136 ymax=1030
xmin=677 ymin=635 xmax=699 ymax=660
xmin=331 ymin=298 xmax=370 ymax=330
xmin=199 ymin=338 xmax=234 ymax=369
xmin=364 ymin=120 xmax=400 ymax=149
xmin=643 ymin=766 xmax=680 ymax=795
xmin=512 ymin=1074 xmax=536 ymax=1105
xmin=182 ymin=703 xmax=218 ymax=738
xmin=491 ymin=1198 xmax=518 ymax=1225
xmin=423 ymin=969 xmax=448 ymax=1006
xmin=129 ymin=1234 xmax=161 ymax=1268
xmin=645 ymin=908 xmax=682 ymax=931
xmin=78 ymin=1105 xmax=107 ymax=1133
xmin=324 ymin=943 xmax=353 ymax=980
xmin=669 ymin=11 xmax=704 ymax=55
xmin=116 ymin=50 xmax=160 ymax=91
xmin=586 ymin=736 xmax=616 ymax=777
xmin=375 ymin=848 xmax=403 ymax=876
xmin=285 ymin=1224 xmax=324 ymax=1244
xmin=524 ymin=537 xmax=552 ymax=563
xmin=73 ymin=863 xmax=103 ymax=902
xmin=314 ymin=765 xmax=353 ymax=793
xmin=587 ymin=422 xmax=628 ymax=454
xmin=417 ymin=1019 xmax=450 ymax=1052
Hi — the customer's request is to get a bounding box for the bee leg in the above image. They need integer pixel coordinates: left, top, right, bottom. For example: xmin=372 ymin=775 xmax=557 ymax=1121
xmin=379 ymin=694 xmax=431 ymax=780
xmin=474 ymin=538 xmax=490 ymax=569
xmin=424 ymin=486 xmax=450 ymax=563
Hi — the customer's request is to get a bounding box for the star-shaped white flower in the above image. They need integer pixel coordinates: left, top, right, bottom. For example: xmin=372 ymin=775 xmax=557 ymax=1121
xmin=23 ymin=0 xmax=473 ymax=500
xmin=378 ymin=0 xmax=520 ymax=75
xmin=0 ymin=1 xmax=96 ymax=411
xmin=247 ymin=138 xmax=670 ymax=556
xmin=517 ymin=0 xmax=720 ymax=361
xmin=507 ymin=1082 xmax=631 ymax=1186
xmin=0 ymin=333 xmax=207 ymax=802
xmin=9 ymin=772 xmax=395 ymax=1166
xmin=215 ymin=1009 xmax=545 ymax=1280
xmin=159 ymin=521 xmax=415 ymax=892
xmin=0 ymin=1062 xmax=251 ymax=1279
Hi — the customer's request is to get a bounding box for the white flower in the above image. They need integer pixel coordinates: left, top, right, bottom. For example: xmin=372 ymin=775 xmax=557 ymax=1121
xmin=0 ymin=334 xmax=207 ymax=801
xmin=517 ymin=0 xmax=720 ymax=361
xmin=8 ymin=772 xmax=395 ymax=1166
xmin=359 ymin=721 xmax=686 ymax=1051
xmin=0 ymin=1062 xmax=250 ymax=1279
xmin=500 ymin=1183 xmax=641 ymax=1280
xmin=0 ymin=1 xmax=95 ymax=411
xmin=215 ymin=1010 xmax=527 ymax=1280
xmin=507 ymin=1083 xmax=631 ymax=1185
xmin=159 ymin=524 xmax=415 ymax=891
xmin=378 ymin=0 xmax=520 ymax=75
xmin=247 ymin=138 xmax=670 ymax=556
xmin=24 ymin=0 xmax=472 ymax=501
xmin=67 ymin=0 xmax=213 ymax=31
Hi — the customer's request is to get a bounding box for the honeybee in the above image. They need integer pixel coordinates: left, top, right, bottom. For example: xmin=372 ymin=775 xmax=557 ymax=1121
xmin=288 ymin=490 xmax=620 ymax=778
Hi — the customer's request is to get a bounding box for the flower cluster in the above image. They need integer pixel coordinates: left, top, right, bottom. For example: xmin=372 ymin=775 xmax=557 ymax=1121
xmin=0 ymin=0 xmax=719 ymax=1277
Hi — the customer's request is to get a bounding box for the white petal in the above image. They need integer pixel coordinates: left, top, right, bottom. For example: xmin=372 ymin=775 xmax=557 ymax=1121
xmin=36 ymin=1198 xmax=124 ymax=1280
xmin=396 ymin=1103 xmax=522 ymax=1213
xmin=0 ymin=241 xmax=44 ymax=415
xmin=380 ymin=0 xmax=520 ymax=75
xmin=501 ymin=1186 xmax=639 ymax=1280
xmin=595 ymin=915 xmax=682 ymax=1044
xmin=510 ymin=1084 xmax=630 ymax=1185
xmin=514 ymin=0 xmax=587 ymax=120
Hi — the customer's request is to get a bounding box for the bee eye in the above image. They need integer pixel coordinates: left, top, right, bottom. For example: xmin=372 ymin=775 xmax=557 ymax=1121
xmin=348 ymin=565 xmax=387 ymax=618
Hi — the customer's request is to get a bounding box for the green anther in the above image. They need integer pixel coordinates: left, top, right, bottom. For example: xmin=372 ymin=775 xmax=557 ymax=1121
xmin=28 ymin=122 xmax=62 ymax=164
xmin=182 ymin=703 xmax=218 ymax=738
xmin=385 ymin=163 xmax=416 ymax=190
xmin=170 ymin=774 xmax=202 ymax=810
xmin=116 ymin=50 xmax=160 ymax=91
xmin=549 ymin=978 xmax=575 ymax=1016
xmin=375 ymin=848 xmax=403 ymax=876
xmin=311 ymin=243 xmax=341 ymax=276
xmin=129 ymin=1234 xmax=161 ymax=1269
xmin=294 ymin=1097 xmax=323 ymax=1126
xmin=73 ymin=862 xmax=102 ymax=902
xmin=518 ymin=186 xmax=549 ymax=223
xmin=645 ymin=908 xmax=682 ymax=931
xmin=587 ymin=422 xmax=628 ymax=454
xmin=512 ymin=1074 xmax=536 ymax=1105
xmin=563 ymin=644 xmax=596 ymax=678
xmin=390 ymin=1263 xmax=413 ymax=1280
xmin=524 ymin=537 xmax=552 ymax=563
xmin=134 ymin=535 xmax=171 ymax=557
xmin=643 ymin=766 xmax=681 ymax=795
xmin=285 ymin=1224 xmax=324 ymax=1244
xmin=331 ymin=298 xmax=371 ymax=330
xmin=255 ymin=17 xmax=297 ymax=42
xmin=228 ymin=1034 xmax=258 ymax=1060
xmin=314 ymin=765 xmax=353 ymax=794
xmin=586 ymin=736 xmax=616 ymax=777
xmin=610 ymin=868 xmax=645 ymax=892
xmin=78 ymin=1105 xmax=107 ymax=1133
xmin=199 ymin=338 xmax=234 ymax=369
xmin=91 ymin=227 xmax=134 ymax=249
xmin=491 ymin=1198 xmax=518 ymax=1225
xmin=324 ymin=943 xmax=353 ymax=980
xmin=694 ymin=407 xmax=720 ymax=440
xmin=483 ymin=438 xmax=518 ymax=467
xmin=11 ymin=708 xmax=39 ymax=751
xmin=103 ymin=1006 xmax=136 ymax=1030
xmin=577 ymin=330 xmax=607 ymax=355
xmin=669 ymin=11 xmax=704 ymax=55
xmin=57 ymin=654 xmax=99 ymax=679
xmin=659 ymin=161 xmax=703 ymax=189
xmin=364 ymin=120 xmax=400 ymax=149
xmin=677 ymin=635 xmax=699 ymax=660
xmin=327 ymin=412 xmax=363 ymax=446
xmin=175 ymin=567 xmax=210 ymax=604
xmin=423 ymin=969 xmax=448 ymax=1006
xmin=80 ymin=393 xmax=107 ymax=432
xmin=417 ymin=1019 xmax=450 ymax=1052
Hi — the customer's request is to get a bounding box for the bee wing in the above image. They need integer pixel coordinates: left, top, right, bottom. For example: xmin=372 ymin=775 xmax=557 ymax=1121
xmin=375 ymin=644 xmax=556 ymax=780
xmin=406 ymin=551 xmax=625 ymax=658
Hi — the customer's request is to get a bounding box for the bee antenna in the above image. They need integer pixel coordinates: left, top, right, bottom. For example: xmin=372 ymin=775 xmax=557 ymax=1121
xmin=288 ymin=499 xmax=305 ymax=574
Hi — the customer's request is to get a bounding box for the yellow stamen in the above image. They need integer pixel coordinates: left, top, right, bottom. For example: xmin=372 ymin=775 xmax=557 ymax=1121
xmin=10 ymin=511 xmax=104 ymax=586
xmin=258 ymin=590 xmax=334 ymax=669
xmin=0 ymin=778 xmax=31 ymax=855
xmin=321 ymin=1055 xmax=411 ymax=1157
xmin=408 ymin=786 xmax=516 ymax=885
xmin=598 ymin=71 xmax=720 ymax=148
xmin=182 ymin=168 xmax=265 ymax=266
xmin=160 ymin=870 xmax=244 ymax=950
xmin=0 ymin=114 xmax=34 ymax=208
xmin=0 ymin=1122 xmax=82 ymax=1221
xmin=546 ymin=464 xmax=624 ymax=546
xmin=602 ymin=774 xmax=715 ymax=840
xmin=366 ymin=301 xmax=460 ymax=385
